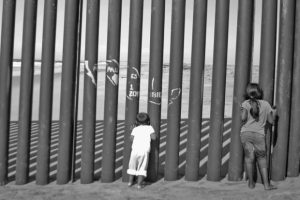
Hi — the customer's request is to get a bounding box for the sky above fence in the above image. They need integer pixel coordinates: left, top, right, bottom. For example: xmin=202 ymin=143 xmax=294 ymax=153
xmin=0 ymin=0 xmax=266 ymax=65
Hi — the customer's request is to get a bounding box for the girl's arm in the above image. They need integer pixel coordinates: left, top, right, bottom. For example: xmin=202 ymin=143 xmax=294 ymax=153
xmin=130 ymin=135 xmax=134 ymax=142
xmin=150 ymin=132 xmax=156 ymax=140
xmin=241 ymin=107 xmax=248 ymax=124
xmin=267 ymin=106 xmax=277 ymax=125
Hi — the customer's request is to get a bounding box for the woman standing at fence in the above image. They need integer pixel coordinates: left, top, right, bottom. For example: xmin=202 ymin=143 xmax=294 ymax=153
xmin=240 ymin=83 xmax=277 ymax=190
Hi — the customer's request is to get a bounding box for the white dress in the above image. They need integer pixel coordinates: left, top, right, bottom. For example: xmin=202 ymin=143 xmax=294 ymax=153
xmin=127 ymin=125 xmax=155 ymax=177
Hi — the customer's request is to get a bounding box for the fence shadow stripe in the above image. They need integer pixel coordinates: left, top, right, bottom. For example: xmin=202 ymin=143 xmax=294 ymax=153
xmin=7 ymin=119 xmax=232 ymax=183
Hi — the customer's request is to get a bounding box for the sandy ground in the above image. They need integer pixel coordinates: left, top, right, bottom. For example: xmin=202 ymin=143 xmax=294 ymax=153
xmin=4 ymin=64 xmax=300 ymax=199
xmin=1 ymin=177 xmax=300 ymax=200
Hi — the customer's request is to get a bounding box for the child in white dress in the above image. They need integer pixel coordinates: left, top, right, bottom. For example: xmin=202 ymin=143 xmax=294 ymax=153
xmin=127 ymin=112 xmax=156 ymax=189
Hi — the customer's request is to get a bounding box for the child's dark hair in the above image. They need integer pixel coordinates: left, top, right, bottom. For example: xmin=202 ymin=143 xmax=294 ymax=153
xmin=245 ymin=83 xmax=263 ymax=121
xmin=135 ymin=112 xmax=150 ymax=126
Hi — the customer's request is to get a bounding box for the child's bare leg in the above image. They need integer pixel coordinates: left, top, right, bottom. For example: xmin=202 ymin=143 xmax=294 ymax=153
xmin=128 ymin=175 xmax=134 ymax=187
xmin=137 ymin=175 xmax=144 ymax=189
xmin=245 ymin=161 xmax=255 ymax=188
xmin=257 ymin=158 xmax=276 ymax=190
xmin=244 ymin=146 xmax=255 ymax=189
xmin=260 ymin=167 xmax=276 ymax=190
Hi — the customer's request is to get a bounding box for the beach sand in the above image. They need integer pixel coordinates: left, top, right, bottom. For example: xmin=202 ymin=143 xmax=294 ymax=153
xmin=1 ymin=176 xmax=300 ymax=200
xmin=4 ymin=63 xmax=300 ymax=200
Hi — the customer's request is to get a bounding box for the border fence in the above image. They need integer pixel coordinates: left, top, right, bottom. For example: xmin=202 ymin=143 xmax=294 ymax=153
xmin=0 ymin=0 xmax=299 ymax=186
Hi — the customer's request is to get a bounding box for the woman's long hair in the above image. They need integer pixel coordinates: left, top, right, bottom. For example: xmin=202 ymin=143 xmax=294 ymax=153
xmin=245 ymin=83 xmax=263 ymax=121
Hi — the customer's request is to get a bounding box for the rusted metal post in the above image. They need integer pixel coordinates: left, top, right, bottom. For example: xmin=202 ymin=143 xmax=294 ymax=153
xmin=207 ymin=0 xmax=230 ymax=181
xmin=258 ymin=0 xmax=277 ymax=182
xmin=0 ymin=0 xmax=16 ymax=186
xmin=146 ymin=0 xmax=165 ymax=182
xmin=36 ymin=0 xmax=57 ymax=185
xmin=80 ymin=0 xmax=100 ymax=184
xmin=287 ymin=0 xmax=300 ymax=177
xmin=101 ymin=0 xmax=122 ymax=183
xmin=71 ymin=0 xmax=83 ymax=183
xmin=16 ymin=0 xmax=38 ymax=185
xmin=164 ymin=0 xmax=186 ymax=181
xmin=57 ymin=0 xmax=80 ymax=184
xmin=259 ymin=0 xmax=277 ymax=103
xmin=227 ymin=0 xmax=254 ymax=181
xmin=185 ymin=0 xmax=207 ymax=181
xmin=122 ymin=0 xmax=144 ymax=182
xmin=271 ymin=0 xmax=295 ymax=181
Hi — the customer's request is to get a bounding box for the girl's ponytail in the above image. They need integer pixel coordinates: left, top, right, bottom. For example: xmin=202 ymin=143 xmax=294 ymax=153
xmin=245 ymin=83 xmax=263 ymax=121
xmin=249 ymin=97 xmax=260 ymax=121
